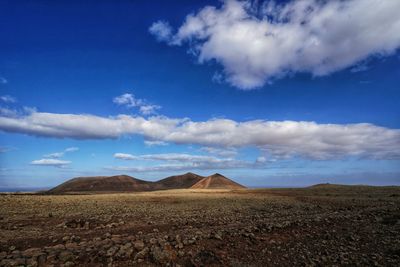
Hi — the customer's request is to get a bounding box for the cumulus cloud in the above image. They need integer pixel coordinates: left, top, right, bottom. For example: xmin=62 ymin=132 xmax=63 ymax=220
xmin=149 ymin=21 xmax=174 ymax=42
xmin=0 ymin=95 xmax=16 ymax=103
xmin=150 ymin=0 xmax=400 ymax=89
xmin=201 ymin=146 xmax=237 ymax=157
xmin=0 ymin=110 xmax=399 ymax=160
xmin=44 ymin=152 xmax=64 ymax=159
xmin=256 ymin=156 xmax=267 ymax=163
xmin=114 ymin=152 xmax=238 ymax=164
xmin=0 ymin=107 xmax=18 ymax=118
xmin=0 ymin=106 xmax=36 ymax=118
xmin=65 ymin=147 xmax=79 ymax=152
xmin=43 ymin=147 xmax=79 ymax=159
xmin=114 ymin=153 xmax=138 ymax=160
xmin=105 ymin=162 xmax=245 ymax=172
xmin=0 ymin=111 xmax=182 ymax=139
xmin=113 ymin=93 xmax=161 ymax=115
xmin=108 ymin=152 xmax=251 ymax=172
xmin=30 ymin=159 xmax=71 ymax=167
xmin=113 ymin=93 xmax=141 ymax=108
xmin=144 ymin=140 xmax=168 ymax=146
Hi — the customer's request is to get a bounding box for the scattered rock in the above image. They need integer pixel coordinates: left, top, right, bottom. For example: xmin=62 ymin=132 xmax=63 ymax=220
xmin=134 ymin=240 xmax=145 ymax=251
xmin=134 ymin=247 xmax=149 ymax=260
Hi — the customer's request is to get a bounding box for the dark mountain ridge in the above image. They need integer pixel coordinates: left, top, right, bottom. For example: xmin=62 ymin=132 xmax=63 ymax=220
xmin=47 ymin=172 xmax=245 ymax=194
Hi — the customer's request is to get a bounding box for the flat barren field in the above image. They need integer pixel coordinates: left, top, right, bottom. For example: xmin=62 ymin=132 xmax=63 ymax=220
xmin=1 ymin=186 xmax=400 ymax=266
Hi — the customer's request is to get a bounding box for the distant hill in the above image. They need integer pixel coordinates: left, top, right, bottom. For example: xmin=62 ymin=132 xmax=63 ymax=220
xmin=190 ymin=173 xmax=246 ymax=189
xmin=156 ymin=172 xmax=204 ymax=190
xmin=308 ymin=183 xmax=369 ymax=189
xmin=48 ymin=175 xmax=155 ymax=194
xmin=48 ymin=172 xmax=245 ymax=194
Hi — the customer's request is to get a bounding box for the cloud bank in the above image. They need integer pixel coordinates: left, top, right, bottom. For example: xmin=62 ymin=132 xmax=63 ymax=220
xmin=150 ymin=0 xmax=400 ymax=89
xmin=1 ymin=110 xmax=399 ymax=160
xmin=109 ymin=152 xmax=250 ymax=172
xmin=114 ymin=152 xmax=236 ymax=163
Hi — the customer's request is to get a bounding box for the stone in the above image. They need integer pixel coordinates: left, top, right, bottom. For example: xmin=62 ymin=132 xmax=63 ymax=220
xmin=106 ymin=246 xmax=119 ymax=257
xmin=71 ymin=235 xmax=80 ymax=242
xmin=65 ymin=242 xmax=79 ymax=250
xmin=58 ymin=251 xmax=74 ymax=262
xmin=134 ymin=240 xmax=145 ymax=251
xmin=64 ymin=261 xmax=75 ymax=267
xmin=83 ymin=221 xmax=90 ymax=230
xmin=134 ymin=247 xmax=149 ymax=260
xmin=151 ymin=245 xmax=177 ymax=264
xmin=52 ymin=244 xmax=66 ymax=250
xmin=117 ymin=243 xmax=134 ymax=258
xmin=213 ymin=233 xmax=222 ymax=240
xmin=22 ymin=248 xmax=42 ymax=257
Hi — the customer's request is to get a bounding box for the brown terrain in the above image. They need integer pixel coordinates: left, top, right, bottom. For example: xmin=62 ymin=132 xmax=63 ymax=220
xmin=47 ymin=172 xmax=217 ymax=194
xmin=190 ymin=173 xmax=246 ymax=190
xmin=156 ymin=173 xmax=204 ymax=190
xmin=48 ymin=175 xmax=155 ymax=194
xmin=0 ymin=176 xmax=399 ymax=266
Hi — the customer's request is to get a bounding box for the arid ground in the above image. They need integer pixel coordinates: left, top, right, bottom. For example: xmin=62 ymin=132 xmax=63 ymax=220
xmin=1 ymin=186 xmax=400 ymax=266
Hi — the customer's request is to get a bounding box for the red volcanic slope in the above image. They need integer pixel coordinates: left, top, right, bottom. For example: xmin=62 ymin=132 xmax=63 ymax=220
xmin=190 ymin=173 xmax=246 ymax=189
xmin=155 ymin=172 xmax=204 ymax=190
xmin=48 ymin=175 xmax=155 ymax=193
xmin=48 ymin=172 xmax=245 ymax=193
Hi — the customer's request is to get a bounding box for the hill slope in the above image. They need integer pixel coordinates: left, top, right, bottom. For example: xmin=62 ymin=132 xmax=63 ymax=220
xmin=190 ymin=173 xmax=246 ymax=189
xmin=156 ymin=172 xmax=204 ymax=190
xmin=48 ymin=172 xmax=245 ymax=193
xmin=48 ymin=175 xmax=155 ymax=193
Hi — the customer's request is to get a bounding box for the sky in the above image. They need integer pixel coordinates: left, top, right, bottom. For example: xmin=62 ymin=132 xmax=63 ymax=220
xmin=0 ymin=0 xmax=399 ymax=190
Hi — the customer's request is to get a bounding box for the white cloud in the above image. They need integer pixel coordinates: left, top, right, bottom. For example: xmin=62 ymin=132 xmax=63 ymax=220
xmin=107 ymin=152 xmax=251 ymax=172
xmin=150 ymin=0 xmax=400 ymax=89
xmin=139 ymin=104 xmax=161 ymax=115
xmin=44 ymin=152 xmax=64 ymax=159
xmin=114 ymin=153 xmax=138 ymax=160
xmin=30 ymin=159 xmax=71 ymax=167
xmin=256 ymin=156 xmax=267 ymax=163
xmin=0 ymin=106 xmax=36 ymax=118
xmin=0 ymin=111 xmax=181 ymax=139
xmin=0 ymin=110 xmax=399 ymax=160
xmin=0 ymin=77 xmax=7 ymax=84
xmin=211 ymin=72 xmax=224 ymax=84
xmin=0 ymin=95 xmax=16 ymax=103
xmin=65 ymin=147 xmax=79 ymax=152
xmin=144 ymin=140 xmax=168 ymax=146
xmin=104 ymin=162 xmax=244 ymax=172
xmin=114 ymin=152 xmax=238 ymax=164
xmin=0 ymin=107 xmax=18 ymax=118
xmin=201 ymin=146 xmax=237 ymax=157
xmin=113 ymin=93 xmax=161 ymax=115
xmin=149 ymin=21 xmax=173 ymax=42
xmin=44 ymin=147 xmax=79 ymax=159
xmin=113 ymin=93 xmax=141 ymax=108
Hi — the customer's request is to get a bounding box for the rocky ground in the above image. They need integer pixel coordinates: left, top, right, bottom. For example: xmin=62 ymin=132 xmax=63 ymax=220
xmin=0 ymin=186 xmax=399 ymax=266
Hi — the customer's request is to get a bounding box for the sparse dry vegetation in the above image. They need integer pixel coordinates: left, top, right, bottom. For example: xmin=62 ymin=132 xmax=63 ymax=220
xmin=0 ymin=187 xmax=399 ymax=266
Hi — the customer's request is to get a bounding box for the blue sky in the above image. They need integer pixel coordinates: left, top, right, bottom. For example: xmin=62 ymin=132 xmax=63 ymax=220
xmin=0 ymin=0 xmax=399 ymax=189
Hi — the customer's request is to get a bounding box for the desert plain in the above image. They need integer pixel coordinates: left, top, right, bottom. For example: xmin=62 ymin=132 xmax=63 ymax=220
xmin=0 ymin=186 xmax=400 ymax=266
